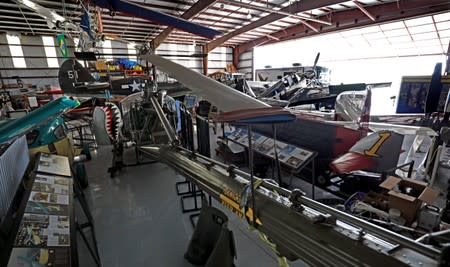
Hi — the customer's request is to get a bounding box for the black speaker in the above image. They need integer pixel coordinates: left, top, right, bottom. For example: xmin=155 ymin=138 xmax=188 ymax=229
xmin=205 ymin=225 xmax=236 ymax=267
xmin=184 ymin=205 xmax=228 ymax=265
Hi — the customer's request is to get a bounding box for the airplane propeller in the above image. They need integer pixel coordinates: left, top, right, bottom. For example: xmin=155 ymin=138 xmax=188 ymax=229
xmin=311 ymin=52 xmax=320 ymax=79
xmin=313 ymin=52 xmax=320 ymax=69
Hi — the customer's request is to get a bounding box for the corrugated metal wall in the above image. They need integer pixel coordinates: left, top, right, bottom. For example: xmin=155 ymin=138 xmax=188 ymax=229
xmin=156 ymin=44 xmax=232 ymax=74
xmin=237 ymin=49 xmax=253 ymax=80
xmin=0 ymin=34 xmax=65 ymax=88
xmin=0 ymin=33 xmax=233 ymax=89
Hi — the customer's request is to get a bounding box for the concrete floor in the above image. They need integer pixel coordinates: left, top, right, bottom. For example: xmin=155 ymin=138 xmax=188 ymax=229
xmin=76 ymin=146 xmax=309 ymax=267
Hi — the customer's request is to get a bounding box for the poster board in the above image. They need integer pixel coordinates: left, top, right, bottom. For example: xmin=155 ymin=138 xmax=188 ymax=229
xmin=396 ymin=75 xmax=450 ymax=114
xmin=226 ymin=127 xmax=316 ymax=171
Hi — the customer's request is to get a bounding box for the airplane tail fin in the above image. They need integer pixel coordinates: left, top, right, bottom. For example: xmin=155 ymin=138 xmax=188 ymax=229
xmin=359 ymin=86 xmax=372 ymax=137
xmin=334 ymin=87 xmax=371 ymax=126
xmin=58 ymin=59 xmax=96 ymax=94
xmin=425 ymin=63 xmax=443 ymax=118
xmin=330 ymin=130 xmax=404 ymax=174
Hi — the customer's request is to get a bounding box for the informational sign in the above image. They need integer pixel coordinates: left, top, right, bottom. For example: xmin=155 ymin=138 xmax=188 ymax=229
xmin=396 ymin=75 xmax=450 ymax=114
xmin=37 ymin=153 xmax=71 ymax=177
xmin=5 ymin=153 xmax=74 ymax=267
xmin=14 ymin=214 xmax=70 ymax=247
xmin=28 ymin=96 xmax=38 ymax=108
xmin=226 ymin=127 xmax=315 ymax=170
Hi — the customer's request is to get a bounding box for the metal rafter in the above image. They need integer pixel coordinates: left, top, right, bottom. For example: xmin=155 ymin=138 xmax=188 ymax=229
xmin=151 ymin=0 xmax=218 ymax=49
xmin=236 ymin=0 xmax=450 ymax=55
xmin=353 ymin=0 xmax=376 ymax=21
xmin=431 ymin=16 xmax=446 ymax=54
xmin=402 ymin=20 xmax=419 ymax=53
xmin=205 ymin=0 xmax=347 ymax=53
xmin=220 ymin=0 xmax=332 ymax=25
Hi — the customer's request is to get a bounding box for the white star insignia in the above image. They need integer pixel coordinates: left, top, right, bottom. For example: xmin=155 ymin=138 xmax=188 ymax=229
xmin=130 ymin=80 xmax=141 ymax=92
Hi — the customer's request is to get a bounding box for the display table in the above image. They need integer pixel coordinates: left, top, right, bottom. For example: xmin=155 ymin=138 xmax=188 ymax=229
xmin=224 ymin=127 xmax=317 ymax=173
xmin=5 ymin=153 xmax=77 ymax=267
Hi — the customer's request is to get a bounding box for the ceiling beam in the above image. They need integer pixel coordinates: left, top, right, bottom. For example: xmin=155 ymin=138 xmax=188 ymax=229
xmin=152 ymin=1 xmax=221 ymax=49
xmin=205 ymin=0 xmax=346 ymax=52
xmin=221 ymin=0 xmax=332 ymax=25
xmin=236 ymin=0 xmax=450 ymax=55
xmin=353 ymin=0 xmax=376 ymax=21
xmin=93 ymin=0 xmax=221 ymax=39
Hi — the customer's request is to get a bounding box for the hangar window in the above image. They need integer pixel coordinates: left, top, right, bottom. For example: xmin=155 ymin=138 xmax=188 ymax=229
xmin=6 ymin=34 xmax=26 ymax=68
xmin=102 ymin=40 xmax=113 ymax=60
xmin=73 ymin=38 xmax=85 ymax=67
xmin=42 ymin=36 xmax=59 ymax=68
xmin=128 ymin=43 xmax=137 ymax=61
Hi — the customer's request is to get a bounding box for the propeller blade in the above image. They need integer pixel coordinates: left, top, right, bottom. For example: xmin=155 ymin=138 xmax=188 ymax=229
xmin=141 ymin=54 xmax=269 ymax=112
xmin=425 ymin=63 xmax=443 ymax=115
xmin=313 ymin=52 xmax=320 ymax=69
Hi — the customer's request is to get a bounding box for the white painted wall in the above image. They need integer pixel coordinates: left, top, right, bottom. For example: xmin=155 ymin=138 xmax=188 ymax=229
xmin=156 ymin=43 xmax=232 ymax=74
xmin=237 ymin=49 xmax=253 ymax=80
xmin=0 ymin=34 xmax=76 ymax=88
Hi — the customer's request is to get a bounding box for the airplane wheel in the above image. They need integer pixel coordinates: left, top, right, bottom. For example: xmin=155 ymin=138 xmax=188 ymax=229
xmin=316 ymin=175 xmax=329 ymax=186
xmin=55 ymin=20 xmax=63 ymax=29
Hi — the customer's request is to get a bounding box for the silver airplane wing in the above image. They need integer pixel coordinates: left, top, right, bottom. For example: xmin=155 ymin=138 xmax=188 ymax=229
xmin=141 ymin=54 xmax=269 ymax=112
xmin=13 ymin=0 xmax=78 ymax=30
xmin=368 ymin=122 xmax=438 ymax=136
xmin=14 ymin=0 xmax=65 ymax=22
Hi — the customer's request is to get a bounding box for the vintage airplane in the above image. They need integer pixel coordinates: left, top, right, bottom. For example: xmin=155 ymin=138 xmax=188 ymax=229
xmin=58 ymin=58 xmax=149 ymax=96
xmin=0 ymin=97 xmax=79 ymax=144
xmin=254 ymin=53 xmax=331 ymax=107
xmin=58 ymin=58 xmax=191 ymax=99
xmin=138 ymin=54 xmax=447 ymax=186
xmin=0 ymin=96 xmax=81 ymax=162
xmin=237 ymin=53 xmax=366 ymax=109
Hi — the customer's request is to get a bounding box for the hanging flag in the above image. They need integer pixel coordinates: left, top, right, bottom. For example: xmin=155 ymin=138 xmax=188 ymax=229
xmin=57 ymin=34 xmax=68 ymax=58
xmin=80 ymin=11 xmax=95 ymax=41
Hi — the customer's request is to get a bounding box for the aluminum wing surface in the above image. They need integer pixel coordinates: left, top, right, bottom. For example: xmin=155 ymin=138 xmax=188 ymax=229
xmin=141 ymin=54 xmax=269 ymax=112
xmin=0 ymin=97 xmax=80 ymax=144
xmin=368 ymin=122 xmax=438 ymax=137
xmin=13 ymin=0 xmax=65 ymax=23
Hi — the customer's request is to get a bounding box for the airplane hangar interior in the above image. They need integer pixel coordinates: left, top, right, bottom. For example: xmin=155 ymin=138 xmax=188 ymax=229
xmin=1 ymin=0 xmax=450 ymax=266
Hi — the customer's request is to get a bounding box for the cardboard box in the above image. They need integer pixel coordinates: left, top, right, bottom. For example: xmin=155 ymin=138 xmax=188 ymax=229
xmin=379 ymin=176 xmax=439 ymax=224
xmin=95 ymin=60 xmax=108 ymax=71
